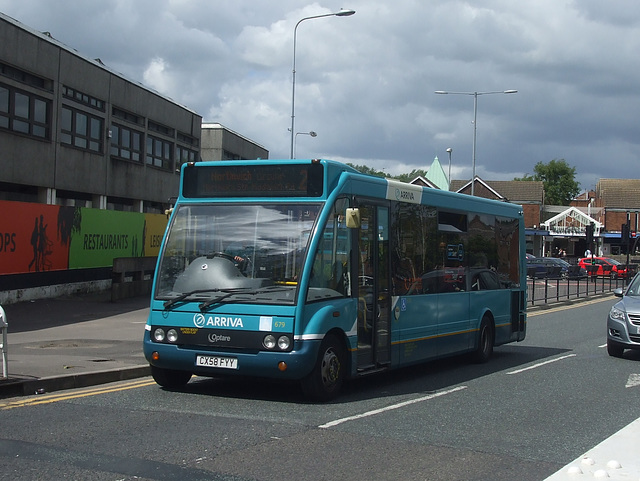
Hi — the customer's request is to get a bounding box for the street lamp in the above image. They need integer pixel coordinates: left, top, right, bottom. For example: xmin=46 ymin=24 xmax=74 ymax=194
xmin=290 ymin=9 xmax=355 ymax=159
xmin=446 ymin=147 xmax=452 ymax=190
xmin=435 ymin=90 xmax=517 ymax=195
xmin=294 ymin=130 xmax=317 ymax=158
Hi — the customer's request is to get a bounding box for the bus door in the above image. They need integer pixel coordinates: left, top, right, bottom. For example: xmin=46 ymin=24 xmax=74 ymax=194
xmin=355 ymin=202 xmax=391 ymax=371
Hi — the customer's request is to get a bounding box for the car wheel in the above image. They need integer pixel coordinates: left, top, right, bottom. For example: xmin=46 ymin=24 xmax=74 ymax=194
xmin=151 ymin=365 xmax=192 ymax=388
xmin=607 ymin=340 xmax=624 ymax=358
xmin=300 ymin=334 xmax=346 ymax=401
xmin=472 ymin=315 xmax=494 ymax=363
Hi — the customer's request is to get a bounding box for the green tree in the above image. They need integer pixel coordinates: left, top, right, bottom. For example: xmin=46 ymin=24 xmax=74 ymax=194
xmin=394 ymin=169 xmax=428 ymax=183
xmin=515 ymin=159 xmax=580 ymax=205
xmin=346 ymin=163 xmax=387 ymax=178
xmin=346 ymin=164 xmax=428 ymax=182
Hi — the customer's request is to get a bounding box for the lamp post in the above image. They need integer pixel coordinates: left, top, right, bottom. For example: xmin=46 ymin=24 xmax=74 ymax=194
xmin=290 ymin=9 xmax=355 ymax=159
xmin=294 ymin=130 xmax=317 ymax=158
xmin=435 ymin=90 xmax=517 ymax=195
xmin=446 ymin=147 xmax=452 ymax=190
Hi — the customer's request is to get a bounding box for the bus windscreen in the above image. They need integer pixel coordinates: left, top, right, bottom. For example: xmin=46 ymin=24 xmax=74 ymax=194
xmin=182 ymin=163 xmax=324 ymax=198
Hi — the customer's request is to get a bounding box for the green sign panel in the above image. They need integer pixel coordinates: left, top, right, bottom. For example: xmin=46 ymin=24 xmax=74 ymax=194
xmin=69 ymin=208 xmax=145 ymax=269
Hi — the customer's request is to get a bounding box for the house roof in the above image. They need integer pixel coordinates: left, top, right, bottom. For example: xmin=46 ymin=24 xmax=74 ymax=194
xmin=449 ymin=178 xmax=544 ymax=203
xmin=424 ymin=156 xmax=449 ymax=191
xmin=596 ymin=179 xmax=640 ymax=209
xmin=410 ymin=176 xmax=439 ymax=189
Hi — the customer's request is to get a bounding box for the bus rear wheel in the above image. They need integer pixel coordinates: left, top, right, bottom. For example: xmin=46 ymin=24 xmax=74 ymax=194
xmin=151 ymin=365 xmax=192 ymax=388
xmin=472 ymin=316 xmax=494 ymax=363
xmin=300 ymin=334 xmax=345 ymax=402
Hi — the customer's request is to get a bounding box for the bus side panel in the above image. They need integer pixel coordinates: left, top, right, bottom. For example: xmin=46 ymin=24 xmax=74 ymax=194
xmin=393 ymin=294 xmax=439 ymax=365
xmin=470 ymin=289 xmax=514 ymax=346
xmin=437 ymin=292 xmax=471 ymax=356
xmin=301 ymin=298 xmax=358 ymax=377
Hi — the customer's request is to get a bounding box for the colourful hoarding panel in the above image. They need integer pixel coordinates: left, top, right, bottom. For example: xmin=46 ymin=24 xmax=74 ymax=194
xmin=68 ymin=208 xmax=145 ymax=269
xmin=1 ymin=201 xmax=168 ymax=275
xmin=0 ymin=200 xmax=73 ymax=274
xmin=144 ymin=213 xmax=168 ymax=257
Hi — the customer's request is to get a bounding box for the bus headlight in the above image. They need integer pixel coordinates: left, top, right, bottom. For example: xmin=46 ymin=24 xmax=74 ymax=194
xmin=153 ymin=328 xmax=165 ymax=342
xmin=263 ymin=335 xmax=276 ymax=349
xmin=167 ymin=329 xmax=179 ymax=343
xmin=278 ymin=336 xmax=291 ymax=351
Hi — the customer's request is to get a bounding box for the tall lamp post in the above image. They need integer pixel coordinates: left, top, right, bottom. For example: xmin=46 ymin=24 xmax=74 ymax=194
xmin=294 ymin=130 xmax=317 ymax=158
xmin=290 ymin=9 xmax=355 ymax=159
xmin=446 ymin=147 xmax=452 ymax=190
xmin=435 ymin=90 xmax=517 ymax=195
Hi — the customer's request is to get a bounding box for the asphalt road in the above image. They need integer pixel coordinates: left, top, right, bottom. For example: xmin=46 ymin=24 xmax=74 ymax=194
xmin=1 ymin=296 xmax=638 ymax=481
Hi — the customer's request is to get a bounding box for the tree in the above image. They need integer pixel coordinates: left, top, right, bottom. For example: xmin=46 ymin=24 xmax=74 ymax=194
xmin=346 ymin=163 xmax=387 ymax=178
xmin=515 ymin=159 xmax=580 ymax=205
xmin=394 ymin=169 xmax=428 ymax=183
xmin=346 ymin=164 xmax=428 ymax=182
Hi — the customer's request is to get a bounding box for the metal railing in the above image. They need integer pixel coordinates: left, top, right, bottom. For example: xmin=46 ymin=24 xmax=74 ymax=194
xmin=527 ymin=267 xmax=632 ymax=306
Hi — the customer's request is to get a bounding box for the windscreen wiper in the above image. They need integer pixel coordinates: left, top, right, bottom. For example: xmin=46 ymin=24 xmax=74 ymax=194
xmin=163 ymin=289 xmax=227 ymax=310
xmin=198 ymin=286 xmax=291 ymax=311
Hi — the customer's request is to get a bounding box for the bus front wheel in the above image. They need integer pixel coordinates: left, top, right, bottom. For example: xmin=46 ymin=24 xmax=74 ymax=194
xmin=473 ymin=316 xmax=494 ymax=363
xmin=151 ymin=365 xmax=192 ymax=388
xmin=300 ymin=334 xmax=346 ymax=402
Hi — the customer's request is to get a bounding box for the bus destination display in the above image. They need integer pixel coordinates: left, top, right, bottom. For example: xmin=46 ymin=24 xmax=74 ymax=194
xmin=183 ymin=163 xmax=324 ymax=198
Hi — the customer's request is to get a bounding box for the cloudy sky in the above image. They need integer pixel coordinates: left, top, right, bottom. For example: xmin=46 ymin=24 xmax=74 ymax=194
xmin=2 ymin=0 xmax=639 ymax=192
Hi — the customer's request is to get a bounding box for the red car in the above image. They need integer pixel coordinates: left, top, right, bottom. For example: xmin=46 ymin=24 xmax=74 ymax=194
xmin=578 ymin=257 xmax=628 ymax=278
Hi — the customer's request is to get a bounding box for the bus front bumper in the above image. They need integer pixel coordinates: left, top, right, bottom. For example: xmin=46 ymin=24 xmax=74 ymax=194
xmin=143 ymin=330 xmax=320 ymax=381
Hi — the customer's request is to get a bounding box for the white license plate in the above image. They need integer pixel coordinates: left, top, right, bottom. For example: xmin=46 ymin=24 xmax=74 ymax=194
xmin=195 ymin=355 xmax=238 ymax=369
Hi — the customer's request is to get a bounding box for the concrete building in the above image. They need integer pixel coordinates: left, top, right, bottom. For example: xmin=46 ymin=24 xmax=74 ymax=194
xmin=0 ymin=11 xmax=269 ymax=303
xmin=1 ymin=11 xmax=202 ymax=214
xmin=200 ymin=123 xmax=268 ymax=161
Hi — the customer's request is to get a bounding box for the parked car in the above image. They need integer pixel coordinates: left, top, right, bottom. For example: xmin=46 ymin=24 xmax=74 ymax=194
xmin=527 ymin=257 xmax=565 ymax=278
xmin=526 ymin=257 xmax=587 ymax=279
xmin=578 ymin=256 xmax=628 ymax=278
xmin=607 ymin=274 xmax=640 ymax=357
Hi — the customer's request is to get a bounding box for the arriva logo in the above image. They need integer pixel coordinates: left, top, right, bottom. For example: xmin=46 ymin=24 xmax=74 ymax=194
xmin=395 ymin=187 xmax=415 ymax=201
xmin=192 ymin=313 xmax=244 ymax=328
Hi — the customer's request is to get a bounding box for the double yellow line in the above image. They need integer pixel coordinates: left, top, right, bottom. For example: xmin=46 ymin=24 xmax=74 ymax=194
xmin=0 ymin=378 xmax=156 ymax=410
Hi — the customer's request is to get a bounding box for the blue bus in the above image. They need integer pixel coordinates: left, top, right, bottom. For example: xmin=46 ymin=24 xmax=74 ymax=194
xmin=144 ymin=159 xmax=526 ymax=400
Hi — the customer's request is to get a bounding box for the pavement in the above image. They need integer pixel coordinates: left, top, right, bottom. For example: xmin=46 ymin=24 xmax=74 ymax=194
xmin=0 ymin=292 xmax=151 ymax=398
xmin=0 ymin=292 xmax=639 ymax=480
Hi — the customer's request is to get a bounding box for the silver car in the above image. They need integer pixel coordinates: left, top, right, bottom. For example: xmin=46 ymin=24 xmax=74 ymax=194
xmin=607 ymin=274 xmax=640 ymax=357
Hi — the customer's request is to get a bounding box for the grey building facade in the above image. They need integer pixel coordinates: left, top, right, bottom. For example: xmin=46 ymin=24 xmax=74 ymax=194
xmin=1 ymin=11 xmax=202 ymax=213
xmin=200 ymin=123 xmax=268 ymax=161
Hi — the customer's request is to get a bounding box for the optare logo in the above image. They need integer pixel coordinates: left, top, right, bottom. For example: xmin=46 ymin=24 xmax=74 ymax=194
xmin=193 ymin=313 xmax=206 ymax=328
xmin=208 ymin=333 xmax=231 ymax=343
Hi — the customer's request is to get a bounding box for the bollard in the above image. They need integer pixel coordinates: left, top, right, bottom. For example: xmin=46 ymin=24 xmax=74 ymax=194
xmin=0 ymin=305 xmax=7 ymax=379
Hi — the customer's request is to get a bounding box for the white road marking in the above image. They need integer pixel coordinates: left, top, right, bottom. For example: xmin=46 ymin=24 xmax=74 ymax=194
xmin=625 ymin=374 xmax=640 ymax=388
xmin=506 ymin=354 xmax=577 ymax=375
xmin=318 ymin=386 xmax=467 ymax=429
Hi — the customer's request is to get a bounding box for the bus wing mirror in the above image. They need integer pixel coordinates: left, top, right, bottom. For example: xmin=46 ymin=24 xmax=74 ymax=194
xmin=346 ymin=208 xmax=360 ymax=228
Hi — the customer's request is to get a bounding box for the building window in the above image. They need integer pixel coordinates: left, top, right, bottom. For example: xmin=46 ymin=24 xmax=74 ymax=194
xmin=60 ymin=105 xmax=103 ymax=153
xmin=146 ymin=135 xmax=173 ymax=169
xmin=113 ymin=107 xmax=144 ymax=126
xmin=177 ymin=131 xmax=198 ymax=147
xmin=148 ymin=120 xmax=174 ymax=137
xmin=0 ymin=61 xmax=52 ymax=91
xmin=62 ymin=86 xmax=105 ymax=111
xmin=0 ymin=82 xmax=50 ymax=139
xmin=111 ymin=123 xmax=143 ymax=162
xmin=222 ymin=149 xmax=241 ymax=160
xmin=176 ymin=145 xmax=197 ymax=167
